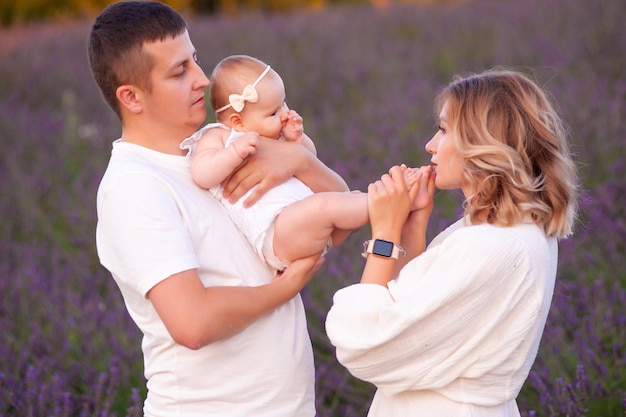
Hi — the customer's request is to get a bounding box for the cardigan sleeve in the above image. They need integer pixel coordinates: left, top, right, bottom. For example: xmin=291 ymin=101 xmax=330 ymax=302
xmin=325 ymin=223 xmax=553 ymax=404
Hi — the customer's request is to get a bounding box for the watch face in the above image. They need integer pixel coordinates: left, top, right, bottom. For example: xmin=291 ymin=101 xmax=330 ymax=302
xmin=373 ymin=239 xmax=394 ymax=257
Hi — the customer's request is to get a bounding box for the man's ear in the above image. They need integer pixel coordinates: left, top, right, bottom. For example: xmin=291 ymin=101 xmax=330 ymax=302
xmin=116 ymin=85 xmax=143 ymax=114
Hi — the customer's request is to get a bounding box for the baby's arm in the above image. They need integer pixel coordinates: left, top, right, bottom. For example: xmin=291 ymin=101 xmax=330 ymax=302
xmin=191 ymin=127 xmax=259 ymax=190
xmin=282 ymin=110 xmax=316 ymax=156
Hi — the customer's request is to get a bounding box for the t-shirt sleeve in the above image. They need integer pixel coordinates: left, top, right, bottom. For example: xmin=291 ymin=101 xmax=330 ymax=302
xmin=96 ymin=172 xmax=198 ymax=297
xmin=325 ymin=226 xmax=542 ymax=396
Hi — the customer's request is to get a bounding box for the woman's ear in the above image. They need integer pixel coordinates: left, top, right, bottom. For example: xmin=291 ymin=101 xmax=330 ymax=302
xmin=116 ymin=85 xmax=143 ymax=114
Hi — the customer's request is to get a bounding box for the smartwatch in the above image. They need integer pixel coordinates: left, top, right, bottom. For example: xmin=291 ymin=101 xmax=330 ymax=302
xmin=362 ymin=239 xmax=406 ymax=260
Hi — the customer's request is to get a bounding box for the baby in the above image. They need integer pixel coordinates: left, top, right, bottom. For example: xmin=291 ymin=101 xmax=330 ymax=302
xmin=181 ymin=55 xmax=416 ymax=270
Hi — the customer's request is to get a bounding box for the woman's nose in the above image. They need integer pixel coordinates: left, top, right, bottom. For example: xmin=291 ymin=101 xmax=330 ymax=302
xmin=425 ymin=135 xmax=437 ymax=154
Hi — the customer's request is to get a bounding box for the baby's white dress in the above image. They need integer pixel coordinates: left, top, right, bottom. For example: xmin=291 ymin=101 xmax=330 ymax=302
xmin=180 ymin=123 xmax=314 ymax=270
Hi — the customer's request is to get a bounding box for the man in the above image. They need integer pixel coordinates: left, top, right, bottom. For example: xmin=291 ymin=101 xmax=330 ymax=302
xmin=88 ymin=2 xmax=347 ymax=416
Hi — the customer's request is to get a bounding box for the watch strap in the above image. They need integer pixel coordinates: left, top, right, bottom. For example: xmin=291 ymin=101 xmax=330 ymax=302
xmin=361 ymin=239 xmax=406 ymax=260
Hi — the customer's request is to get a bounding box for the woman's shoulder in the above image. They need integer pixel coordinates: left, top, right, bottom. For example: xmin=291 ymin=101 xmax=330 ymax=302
xmin=442 ymin=221 xmax=550 ymax=265
xmin=429 ymin=216 xmax=549 ymax=254
xmin=453 ymin=220 xmax=542 ymax=242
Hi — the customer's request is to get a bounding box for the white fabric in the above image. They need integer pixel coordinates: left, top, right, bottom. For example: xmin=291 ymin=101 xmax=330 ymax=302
xmin=325 ymin=218 xmax=558 ymax=417
xmin=96 ymin=140 xmax=315 ymax=417
xmin=181 ymin=125 xmax=314 ymax=270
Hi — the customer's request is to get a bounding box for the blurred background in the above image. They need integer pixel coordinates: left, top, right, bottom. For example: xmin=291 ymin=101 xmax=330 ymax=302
xmin=1 ymin=0 xmax=465 ymax=25
xmin=0 ymin=0 xmax=624 ymax=416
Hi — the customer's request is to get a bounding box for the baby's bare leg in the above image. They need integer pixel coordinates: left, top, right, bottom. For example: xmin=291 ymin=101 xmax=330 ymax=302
xmin=273 ymin=191 xmax=368 ymax=263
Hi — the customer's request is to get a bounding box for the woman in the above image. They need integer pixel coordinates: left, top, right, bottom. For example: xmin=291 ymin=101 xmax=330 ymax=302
xmin=325 ymin=69 xmax=579 ymax=416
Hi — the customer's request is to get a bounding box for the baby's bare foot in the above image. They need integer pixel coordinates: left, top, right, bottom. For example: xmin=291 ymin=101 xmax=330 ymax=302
xmin=401 ymin=165 xmax=418 ymax=189
xmin=411 ymin=165 xmax=434 ymax=211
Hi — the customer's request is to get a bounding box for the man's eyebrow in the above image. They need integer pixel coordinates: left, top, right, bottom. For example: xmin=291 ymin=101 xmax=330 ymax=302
xmin=168 ymin=51 xmax=197 ymax=71
xmin=171 ymin=57 xmax=189 ymax=69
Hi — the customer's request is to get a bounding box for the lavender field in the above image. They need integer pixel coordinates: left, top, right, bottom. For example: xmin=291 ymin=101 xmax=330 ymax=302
xmin=1 ymin=0 xmax=624 ymax=415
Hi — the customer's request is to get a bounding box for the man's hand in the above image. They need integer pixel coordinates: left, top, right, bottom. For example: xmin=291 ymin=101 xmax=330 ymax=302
xmin=273 ymin=254 xmax=326 ymax=290
xmin=222 ymin=138 xmax=299 ymax=207
xmin=222 ymin=136 xmax=348 ymax=207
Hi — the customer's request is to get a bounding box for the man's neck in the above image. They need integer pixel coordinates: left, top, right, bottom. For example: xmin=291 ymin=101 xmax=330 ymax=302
xmin=120 ymin=122 xmax=195 ymax=156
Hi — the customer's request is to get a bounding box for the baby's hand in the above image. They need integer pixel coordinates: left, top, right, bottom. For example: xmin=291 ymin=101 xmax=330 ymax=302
xmin=281 ymin=110 xmax=305 ymax=142
xmin=230 ymin=132 xmax=259 ymax=160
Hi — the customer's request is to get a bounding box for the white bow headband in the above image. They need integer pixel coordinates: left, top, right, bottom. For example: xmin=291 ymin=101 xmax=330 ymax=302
xmin=215 ymin=65 xmax=272 ymax=113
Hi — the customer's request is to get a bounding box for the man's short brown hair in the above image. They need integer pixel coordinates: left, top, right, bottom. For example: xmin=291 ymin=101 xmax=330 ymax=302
xmin=87 ymin=1 xmax=187 ymax=119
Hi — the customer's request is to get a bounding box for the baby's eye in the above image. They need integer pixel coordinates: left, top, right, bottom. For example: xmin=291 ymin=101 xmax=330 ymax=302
xmin=438 ymin=125 xmax=445 ymax=133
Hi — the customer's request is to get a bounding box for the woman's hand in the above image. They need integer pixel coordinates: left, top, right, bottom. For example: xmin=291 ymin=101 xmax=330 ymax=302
xmin=368 ymin=165 xmax=420 ymax=243
xmin=360 ymin=166 xmax=418 ymax=286
xmin=398 ymin=165 xmax=436 ymax=261
xmin=410 ymin=165 xmax=436 ymax=212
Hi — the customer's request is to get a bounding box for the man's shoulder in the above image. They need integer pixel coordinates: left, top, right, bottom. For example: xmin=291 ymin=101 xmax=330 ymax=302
xmin=98 ymin=146 xmax=177 ymax=199
xmin=102 ymin=151 xmax=160 ymax=182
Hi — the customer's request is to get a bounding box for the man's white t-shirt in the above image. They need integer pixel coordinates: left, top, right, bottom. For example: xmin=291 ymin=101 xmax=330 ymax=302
xmin=96 ymin=140 xmax=315 ymax=417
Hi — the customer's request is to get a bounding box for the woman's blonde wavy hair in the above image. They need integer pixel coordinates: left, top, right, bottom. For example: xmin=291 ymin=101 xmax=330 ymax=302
xmin=435 ymin=69 xmax=579 ymax=238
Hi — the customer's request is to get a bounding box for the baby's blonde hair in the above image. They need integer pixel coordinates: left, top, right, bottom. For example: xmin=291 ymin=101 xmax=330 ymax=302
xmin=436 ymin=69 xmax=579 ymax=238
xmin=209 ymin=55 xmax=268 ymax=122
